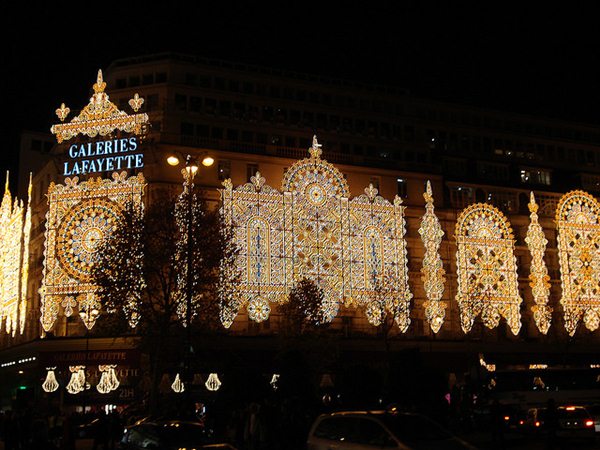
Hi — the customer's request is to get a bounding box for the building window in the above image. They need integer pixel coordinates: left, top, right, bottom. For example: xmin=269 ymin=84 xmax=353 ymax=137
xmin=396 ymin=178 xmax=407 ymax=198
xmin=218 ymin=160 xmax=231 ymax=181
xmin=180 ymin=122 xmax=194 ymax=136
xmin=449 ymin=186 xmax=474 ymax=209
xmin=520 ymin=169 xmax=551 ymax=185
xmin=142 ymin=74 xmax=154 ymax=85
xmin=155 ymin=72 xmax=167 ymax=83
xmin=175 ymin=94 xmax=187 ymax=111
xmin=247 ymin=164 xmax=259 ymax=182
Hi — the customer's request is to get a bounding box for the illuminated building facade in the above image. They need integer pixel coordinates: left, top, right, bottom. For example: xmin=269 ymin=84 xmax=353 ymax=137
xmin=3 ymin=54 xmax=600 ymax=406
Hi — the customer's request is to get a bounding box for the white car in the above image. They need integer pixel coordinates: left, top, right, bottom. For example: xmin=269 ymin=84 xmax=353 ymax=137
xmin=307 ymin=410 xmax=476 ymax=450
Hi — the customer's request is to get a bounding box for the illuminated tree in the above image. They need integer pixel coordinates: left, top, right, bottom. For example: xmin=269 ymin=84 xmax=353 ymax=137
xmin=92 ymin=188 xmax=232 ymax=411
xmin=279 ymin=277 xmax=328 ymax=335
xmin=91 ymin=200 xmax=144 ymax=328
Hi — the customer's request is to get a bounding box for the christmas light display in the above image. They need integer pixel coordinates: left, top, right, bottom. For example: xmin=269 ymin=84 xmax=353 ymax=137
xmin=455 ymin=204 xmax=522 ymax=335
xmin=205 ymin=373 xmax=222 ymax=391
xmin=479 ymin=353 xmax=496 ymax=372
xmin=50 ymin=70 xmax=148 ymax=143
xmin=171 ymin=373 xmax=185 ymax=393
xmin=418 ymin=181 xmax=446 ymax=333
xmin=66 ymin=366 xmax=86 ymax=394
xmin=556 ymin=190 xmax=600 ymax=335
xmin=220 ymin=136 xmax=412 ymax=329
xmin=97 ymin=365 xmax=120 ymax=394
xmin=40 ymin=172 xmax=146 ymax=331
xmin=0 ymin=173 xmax=32 ymax=336
xmin=42 ymin=367 xmax=59 ymax=393
xmin=270 ymin=374 xmax=280 ymax=390
xmin=525 ymin=192 xmax=552 ymax=334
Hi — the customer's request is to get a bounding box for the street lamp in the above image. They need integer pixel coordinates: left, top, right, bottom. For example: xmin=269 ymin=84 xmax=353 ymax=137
xmin=166 ymin=151 xmax=213 ymax=394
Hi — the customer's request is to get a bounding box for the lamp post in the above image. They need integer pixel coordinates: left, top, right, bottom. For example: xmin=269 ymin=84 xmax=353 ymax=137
xmin=166 ymin=152 xmax=214 ymax=392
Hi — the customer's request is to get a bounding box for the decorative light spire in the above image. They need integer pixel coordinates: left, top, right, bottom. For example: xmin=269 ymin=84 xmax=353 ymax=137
xmin=93 ymin=69 xmax=106 ymax=93
xmin=419 ymin=181 xmax=446 ymax=333
xmin=525 ymin=192 xmax=552 ymax=334
xmin=309 ymin=135 xmax=322 ymax=159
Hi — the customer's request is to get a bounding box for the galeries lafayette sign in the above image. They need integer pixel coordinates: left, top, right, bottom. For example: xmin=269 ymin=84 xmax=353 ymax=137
xmin=63 ymin=137 xmax=143 ymax=176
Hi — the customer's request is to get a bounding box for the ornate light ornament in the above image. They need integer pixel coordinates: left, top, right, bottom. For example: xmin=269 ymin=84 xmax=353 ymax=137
xmin=66 ymin=366 xmax=86 ymax=394
xmin=556 ymin=190 xmax=600 ymax=335
xmin=0 ymin=173 xmax=32 ymax=336
xmin=418 ymin=181 xmax=446 ymax=333
xmin=270 ymin=374 xmax=280 ymax=390
xmin=220 ymin=136 xmax=412 ymax=330
xmin=205 ymin=373 xmax=222 ymax=391
xmin=525 ymin=192 xmax=552 ymax=334
xmin=42 ymin=367 xmax=59 ymax=393
xmin=479 ymin=353 xmax=496 ymax=372
xmin=455 ymin=204 xmax=522 ymax=335
xmin=97 ymin=365 xmax=120 ymax=394
xmin=40 ymin=172 xmax=146 ymax=331
xmin=171 ymin=373 xmax=185 ymax=393
xmin=50 ymin=70 xmax=148 ymax=143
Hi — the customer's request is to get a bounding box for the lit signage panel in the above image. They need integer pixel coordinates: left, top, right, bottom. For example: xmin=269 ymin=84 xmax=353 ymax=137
xmin=63 ymin=137 xmax=143 ymax=176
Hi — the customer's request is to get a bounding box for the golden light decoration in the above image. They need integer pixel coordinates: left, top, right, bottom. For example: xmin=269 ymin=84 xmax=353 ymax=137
xmin=418 ymin=181 xmax=446 ymax=333
xmin=455 ymin=204 xmax=522 ymax=335
xmin=529 ymin=364 xmax=548 ymax=370
xmin=205 ymin=373 xmax=222 ymax=392
xmin=0 ymin=173 xmax=32 ymax=337
xmin=50 ymin=70 xmax=148 ymax=143
xmin=66 ymin=366 xmax=86 ymax=394
xmin=270 ymin=374 xmax=280 ymax=390
xmin=40 ymin=172 xmax=146 ymax=332
xmin=525 ymin=192 xmax=552 ymax=334
xmin=556 ymin=190 xmax=600 ymax=335
xmin=42 ymin=367 xmax=59 ymax=393
xmin=220 ymin=136 xmax=412 ymax=330
xmin=171 ymin=373 xmax=185 ymax=393
xmin=479 ymin=353 xmax=496 ymax=372
xmin=96 ymin=365 xmax=120 ymax=394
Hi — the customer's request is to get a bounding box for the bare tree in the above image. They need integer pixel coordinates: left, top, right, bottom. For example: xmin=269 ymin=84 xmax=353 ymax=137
xmin=91 ymin=188 xmax=233 ymax=412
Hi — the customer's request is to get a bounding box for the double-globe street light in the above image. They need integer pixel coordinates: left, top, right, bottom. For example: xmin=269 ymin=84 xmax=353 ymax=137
xmin=166 ymin=152 xmax=214 ymax=393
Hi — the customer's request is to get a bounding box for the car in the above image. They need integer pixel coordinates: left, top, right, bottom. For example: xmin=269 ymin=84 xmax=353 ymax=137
xmin=586 ymin=404 xmax=600 ymax=433
xmin=555 ymin=406 xmax=595 ymax=442
xmin=307 ymin=410 xmax=477 ymax=449
xmin=120 ymin=419 xmax=237 ymax=449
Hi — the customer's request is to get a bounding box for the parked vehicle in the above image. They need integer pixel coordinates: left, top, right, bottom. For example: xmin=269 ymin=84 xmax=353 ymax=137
xmin=307 ymin=410 xmax=476 ymax=449
xmin=586 ymin=404 xmax=600 ymax=433
xmin=555 ymin=406 xmax=595 ymax=442
xmin=120 ymin=419 xmax=236 ymax=449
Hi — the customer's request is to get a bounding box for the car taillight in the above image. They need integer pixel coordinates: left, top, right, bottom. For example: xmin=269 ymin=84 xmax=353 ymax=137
xmin=519 ymin=420 xmax=524 ymax=425
xmin=585 ymin=420 xmax=594 ymax=427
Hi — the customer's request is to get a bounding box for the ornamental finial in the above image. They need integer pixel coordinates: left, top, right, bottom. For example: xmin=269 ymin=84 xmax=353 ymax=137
xmin=4 ymin=170 xmax=8 ymax=193
xmin=93 ymin=70 xmax=106 ymax=94
xmin=309 ymin=135 xmax=322 ymax=159
xmin=528 ymin=191 xmax=539 ymax=213
xmin=55 ymin=103 xmax=70 ymax=122
xmin=365 ymin=183 xmax=378 ymax=201
xmin=424 ymin=180 xmax=433 ymax=203
xmin=128 ymin=93 xmax=144 ymax=112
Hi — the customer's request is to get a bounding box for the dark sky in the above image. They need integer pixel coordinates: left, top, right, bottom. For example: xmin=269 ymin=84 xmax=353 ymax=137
xmin=3 ymin=1 xmax=600 ymax=182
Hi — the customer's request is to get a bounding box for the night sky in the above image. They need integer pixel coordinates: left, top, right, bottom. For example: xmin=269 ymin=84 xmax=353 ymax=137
xmin=3 ymin=1 xmax=600 ymax=185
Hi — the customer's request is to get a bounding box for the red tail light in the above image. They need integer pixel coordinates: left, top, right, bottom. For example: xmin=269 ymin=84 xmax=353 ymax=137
xmin=585 ymin=420 xmax=594 ymax=427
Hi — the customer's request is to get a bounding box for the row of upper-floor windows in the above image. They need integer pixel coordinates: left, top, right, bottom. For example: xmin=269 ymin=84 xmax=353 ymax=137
xmin=114 ymin=90 xmax=600 ymax=170
xmin=176 ymin=76 xmax=600 ymax=144
xmin=179 ymin=122 xmax=430 ymax=164
xmin=114 ymin=70 xmax=600 ymax=145
xmin=427 ymin=129 xmax=599 ymax=167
